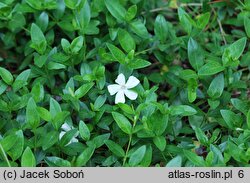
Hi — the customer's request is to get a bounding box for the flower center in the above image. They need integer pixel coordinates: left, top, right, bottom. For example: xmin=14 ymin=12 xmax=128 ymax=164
xmin=121 ymin=85 xmax=126 ymax=90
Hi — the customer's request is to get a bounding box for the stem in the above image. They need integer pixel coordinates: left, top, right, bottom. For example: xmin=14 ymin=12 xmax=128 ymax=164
xmin=122 ymin=134 xmax=132 ymax=166
xmin=0 ymin=144 xmax=11 ymax=167
xmin=122 ymin=116 xmax=137 ymax=166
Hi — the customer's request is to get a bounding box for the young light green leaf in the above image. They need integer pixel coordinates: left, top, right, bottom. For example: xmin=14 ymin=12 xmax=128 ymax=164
xmin=198 ymin=61 xmax=224 ymax=76
xmin=30 ymin=23 xmax=47 ymax=54
xmin=118 ymin=29 xmax=135 ymax=53
xmin=129 ymin=20 xmax=149 ymax=38
xmin=207 ymin=73 xmax=224 ymax=99
xmin=112 ymin=112 xmax=132 ymax=134
xmin=75 ymin=82 xmax=94 ymax=99
xmin=0 ymin=67 xmax=13 ymax=85
xmin=128 ymin=59 xmax=151 ymax=70
xmin=125 ymin=5 xmax=137 ymax=21
xmin=64 ymin=0 xmax=81 ymax=9
xmin=79 ymin=120 xmax=90 ymax=141
xmin=21 ymin=147 xmax=36 ymax=167
xmin=106 ymin=43 xmax=126 ymax=64
xmin=70 ymin=36 xmax=84 ymax=54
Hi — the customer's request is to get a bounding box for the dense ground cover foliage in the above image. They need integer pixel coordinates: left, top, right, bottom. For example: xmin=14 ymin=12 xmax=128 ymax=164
xmin=0 ymin=0 xmax=250 ymax=167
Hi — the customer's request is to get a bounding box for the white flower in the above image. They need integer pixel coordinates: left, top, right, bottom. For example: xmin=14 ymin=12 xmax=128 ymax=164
xmin=59 ymin=123 xmax=78 ymax=146
xmin=108 ymin=73 xmax=140 ymax=104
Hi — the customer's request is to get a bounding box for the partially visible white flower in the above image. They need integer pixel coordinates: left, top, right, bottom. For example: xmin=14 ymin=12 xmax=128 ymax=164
xmin=59 ymin=123 xmax=78 ymax=146
xmin=108 ymin=73 xmax=140 ymax=104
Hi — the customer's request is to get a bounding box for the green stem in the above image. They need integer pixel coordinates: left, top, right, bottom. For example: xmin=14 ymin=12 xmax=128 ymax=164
xmin=122 ymin=134 xmax=132 ymax=166
xmin=0 ymin=144 xmax=11 ymax=167
xmin=122 ymin=116 xmax=138 ymax=166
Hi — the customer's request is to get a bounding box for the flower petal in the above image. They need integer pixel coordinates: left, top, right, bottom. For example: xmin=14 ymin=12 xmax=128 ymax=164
xmin=115 ymin=90 xmax=125 ymax=104
xmin=61 ymin=123 xmax=72 ymax=131
xmin=124 ymin=89 xmax=138 ymax=100
xmin=115 ymin=73 xmax=126 ymax=85
xmin=125 ymin=76 xmax=140 ymax=89
xmin=108 ymin=84 xmax=120 ymax=95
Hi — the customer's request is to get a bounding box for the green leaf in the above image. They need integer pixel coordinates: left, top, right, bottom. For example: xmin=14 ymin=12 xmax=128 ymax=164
xmin=198 ymin=61 xmax=224 ymax=76
xmin=75 ymin=82 xmax=94 ymax=99
xmin=129 ymin=145 xmax=146 ymax=166
xmin=89 ymin=134 xmax=110 ymax=148
xmin=166 ymin=156 xmax=182 ymax=167
xmin=104 ymin=0 xmax=126 ymax=22
xmin=30 ymin=23 xmax=47 ymax=54
xmin=60 ymin=129 xmax=78 ymax=147
xmin=79 ymin=120 xmax=90 ymax=141
xmin=118 ymin=29 xmax=135 ymax=53
xmin=75 ymin=145 xmax=95 ymax=166
xmin=37 ymin=107 xmax=52 ymax=122
xmin=154 ymin=14 xmax=168 ymax=42
xmin=244 ymin=17 xmax=250 ymax=38
xmin=220 ymin=110 xmax=238 ymax=129
xmin=106 ymin=43 xmax=126 ymax=64
xmin=105 ymin=140 xmax=125 ymax=157
xmin=64 ymin=0 xmax=81 ymax=9
xmin=21 ymin=147 xmax=36 ymax=167
xmin=129 ymin=20 xmax=149 ymax=38
xmin=207 ymin=73 xmax=224 ymax=99
xmin=75 ymin=0 xmax=91 ymax=31
xmin=227 ymin=37 xmax=247 ymax=60
xmin=247 ymin=109 xmax=250 ymax=130
xmin=194 ymin=127 xmax=208 ymax=146
xmin=125 ymin=5 xmax=137 ymax=21
xmin=196 ymin=12 xmax=210 ymax=29
xmin=70 ymin=36 xmax=84 ymax=54
xmin=139 ymin=145 xmax=152 ymax=167
xmin=12 ymin=69 xmax=31 ymax=91
xmin=183 ymin=149 xmax=205 ymax=167
xmin=170 ymin=105 xmax=197 ymax=116
xmin=187 ymin=78 xmax=198 ymax=103
xmin=179 ymin=69 xmax=198 ymax=81
xmin=147 ymin=112 xmax=168 ymax=136
xmin=50 ymin=97 xmax=61 ymax=118
xmin=31 ymin=83 xmax=44 ymax=102
xmin=112 ymin=112 xmax=132 ymax=135
xmin=7 ymin=130 xmax=24 ymax=161
xmin=0 ymin=134 xmax=18 ymax=152
xmin=128 ymin=59 xmax=151 ymax=69
xmin=188 ymin=38 xmax=204 ymax=71
xmin=94 ymin=95 xmax=107 ymax=110
xmin=26 ymin=98 xmax=40 ymax=129
xmin=42 ymin=131 xmax=59 ymax=150
xmin=36 ymin=12 xmax=48 ymax=32
xmin=0 ymin=67 xmax=13 ymax=85
xmin=45 ymin=156 xmax=71 ymax=167
xmin=153 ymin=136 xmax=166 ymax=151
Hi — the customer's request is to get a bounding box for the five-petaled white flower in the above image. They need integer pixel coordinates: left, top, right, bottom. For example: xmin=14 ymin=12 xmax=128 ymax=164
xmin=108 ymin=73 xmax=140 ymax=104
